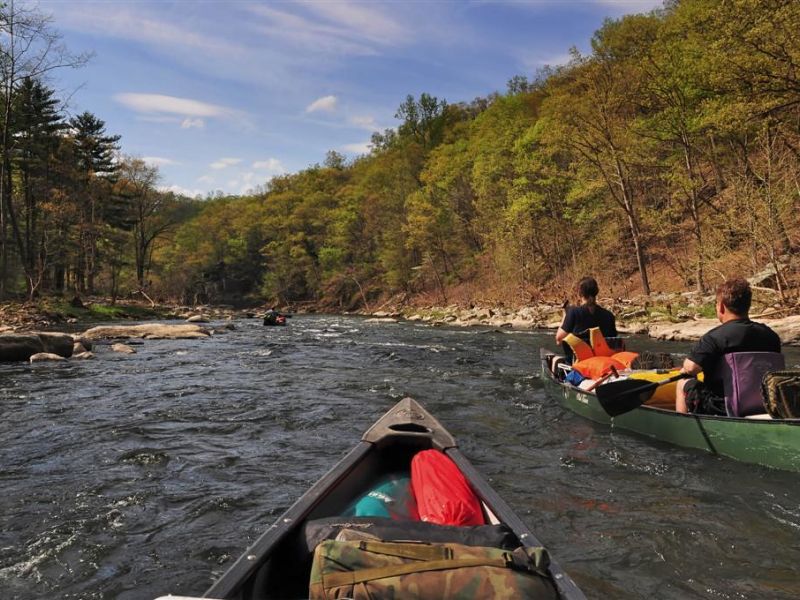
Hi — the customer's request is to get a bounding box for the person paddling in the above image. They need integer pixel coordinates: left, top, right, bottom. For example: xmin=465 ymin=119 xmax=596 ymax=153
xmin=556 ymin=277 xmax=618 ymax=360
xmin=675 ymin=278 xmax=782 ymax=414
xmin=263 ymin=307 xmax=281 ymax=326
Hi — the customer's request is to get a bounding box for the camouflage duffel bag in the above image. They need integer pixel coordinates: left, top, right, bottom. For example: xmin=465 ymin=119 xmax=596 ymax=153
xmin=762 ymin=371 xmax=800 ymax=419
xmin=309 ymin=539 xmax=558 ymax=599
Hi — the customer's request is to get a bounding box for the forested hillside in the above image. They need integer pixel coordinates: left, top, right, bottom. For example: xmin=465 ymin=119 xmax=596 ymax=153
xmin=2 ymin=0 xmax=798 ymax=310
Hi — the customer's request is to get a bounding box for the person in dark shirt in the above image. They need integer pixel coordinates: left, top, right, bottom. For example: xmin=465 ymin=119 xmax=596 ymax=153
xmin=556 ymin=277 xmax=617 ymax=357
xmin=676 ymin=277 xmax=782 ymax=414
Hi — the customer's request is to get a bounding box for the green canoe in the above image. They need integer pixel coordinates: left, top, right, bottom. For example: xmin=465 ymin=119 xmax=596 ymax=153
xmin=540 ymin=348 xmax=800 ymax=472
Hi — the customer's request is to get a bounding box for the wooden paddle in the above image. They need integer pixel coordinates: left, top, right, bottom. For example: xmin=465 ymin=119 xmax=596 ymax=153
xmin=595 ymin=373 xmax=688 ymax=417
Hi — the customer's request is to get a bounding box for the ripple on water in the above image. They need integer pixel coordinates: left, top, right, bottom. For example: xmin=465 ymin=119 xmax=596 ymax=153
xmin=1 ymin=319 xmax=800 ymax=599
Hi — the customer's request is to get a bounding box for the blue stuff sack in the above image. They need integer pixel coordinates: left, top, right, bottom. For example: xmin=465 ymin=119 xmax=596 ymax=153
xmin=564 ymin=369 xmax=585 ymax=387
xmin=341 ymin=473 xmax=419 ymax=520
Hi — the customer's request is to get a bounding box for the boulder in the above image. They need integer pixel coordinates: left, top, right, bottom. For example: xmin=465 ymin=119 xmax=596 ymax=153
xmin=648 ymin=315 xmax=800 ymax=346
xmin=29 ymin=352 xmax=65 ymax=362
xmin=0 ymin=332 xmax=74 ymax=361
xmin=765 ymin=315 xmax=800 ymax=345
xmin=82 ymin=324 xmax=210 ymax=340
xmin=73 ymin=351 xmax=95 ymax=360
xmin=648 ymin=319 xmax=717 ymax=342
xmin=111 ymin=343 xmax=136 ymax=354
xmin=73 ymin=342 xmax=88 ymax=355
xmin=186 ymin=315 xmax=209 ymax=323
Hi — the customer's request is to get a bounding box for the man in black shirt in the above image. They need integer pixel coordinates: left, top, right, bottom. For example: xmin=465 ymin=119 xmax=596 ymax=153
xmin=676 ymin=278 xmax=782 ymax=414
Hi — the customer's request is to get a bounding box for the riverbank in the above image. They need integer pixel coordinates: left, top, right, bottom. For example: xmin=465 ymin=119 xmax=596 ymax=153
xmin=0 ymin=297 xmax=256 ymax=333
xmin=366 ymin=291 xmax=800 ymax=345
xmin=2 ymin=291 xmax=799 ymax=346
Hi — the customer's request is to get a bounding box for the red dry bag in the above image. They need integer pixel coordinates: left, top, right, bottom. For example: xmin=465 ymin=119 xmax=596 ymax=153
xmin=411 ymin=449 xmax=485 ymax=526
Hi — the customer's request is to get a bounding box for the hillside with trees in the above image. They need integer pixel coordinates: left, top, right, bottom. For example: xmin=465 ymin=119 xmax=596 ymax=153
xmin=2 ymin=0 xmax=798 ymax=311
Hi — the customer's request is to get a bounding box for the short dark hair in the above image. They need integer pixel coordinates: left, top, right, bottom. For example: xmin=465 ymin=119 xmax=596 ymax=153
xmin=716 ymin=277 xmax=751 ymax=315
xmin=577 ymin=277 xmax=599 ymax=299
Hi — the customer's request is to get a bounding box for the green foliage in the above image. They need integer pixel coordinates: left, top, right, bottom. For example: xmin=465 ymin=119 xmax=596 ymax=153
xmin=4 ymin=1 xmax=799 ymax=309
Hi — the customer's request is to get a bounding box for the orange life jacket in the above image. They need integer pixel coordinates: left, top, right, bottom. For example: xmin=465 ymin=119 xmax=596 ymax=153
xmin=565 ymin=328 xmax=638 ymax=376
xmin=563 ymin=333 xmax=594 ymax=361
xmin=589 ymin=327 xmax=615 ymax=357
xmin=572 ymin=356 xmax=626 ymax=379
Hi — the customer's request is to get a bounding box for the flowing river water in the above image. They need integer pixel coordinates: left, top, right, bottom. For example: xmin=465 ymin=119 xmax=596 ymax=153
xmin=1 ymin=315 xmax=799 ymax=600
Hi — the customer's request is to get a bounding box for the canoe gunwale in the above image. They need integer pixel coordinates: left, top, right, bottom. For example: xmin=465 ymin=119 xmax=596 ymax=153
xmin=203 ymin=441 xmax=372 ymax=599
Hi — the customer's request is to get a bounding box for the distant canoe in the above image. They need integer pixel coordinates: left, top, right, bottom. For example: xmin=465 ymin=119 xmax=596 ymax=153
xmin=540 ymin=348 xmax=800 ymax=472
xmin=160 ymin=397 xmax=585 ymax=599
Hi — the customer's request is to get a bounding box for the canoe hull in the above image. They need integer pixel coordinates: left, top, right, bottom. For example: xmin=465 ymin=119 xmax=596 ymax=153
xmin=540 ymin=349 xmax=800 ymax=472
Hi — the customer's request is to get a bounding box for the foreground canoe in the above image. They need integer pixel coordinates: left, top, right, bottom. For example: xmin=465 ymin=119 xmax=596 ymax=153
xmin=157 ymin=397 xmax=584 ymax=599
xmin=540 ymin=348 xmax=800 ymax=472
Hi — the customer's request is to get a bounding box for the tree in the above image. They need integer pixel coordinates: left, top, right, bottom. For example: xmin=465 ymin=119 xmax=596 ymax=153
xmin=68 ymin=111 xmax=120 ymax=292
xmin=116 ymin=157 xmax=177 ymax=289
xmin=0 ymin=0 xmax=89 ymax=296
xmin=395 ymin=93 xmax=448 ymax=148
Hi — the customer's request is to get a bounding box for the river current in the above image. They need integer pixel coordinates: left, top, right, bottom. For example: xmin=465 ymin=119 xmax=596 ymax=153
xmin=1 ymin=315 xmax=799 ymax=600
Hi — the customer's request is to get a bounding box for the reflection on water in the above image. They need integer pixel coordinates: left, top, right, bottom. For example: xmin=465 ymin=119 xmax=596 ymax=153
xmin=1 ymin=316 xmax=799 ymax=599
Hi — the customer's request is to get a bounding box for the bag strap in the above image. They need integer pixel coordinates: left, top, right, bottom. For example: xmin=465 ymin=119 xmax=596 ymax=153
xmin=321 ymin=555 xmax=513 ymax=588
xmin=356 ymin=540 xmax=451 ymax=561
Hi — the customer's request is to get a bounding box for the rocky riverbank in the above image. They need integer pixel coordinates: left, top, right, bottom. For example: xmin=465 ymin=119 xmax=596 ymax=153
xmin=369 ymin=293 xmax=800 ymax=346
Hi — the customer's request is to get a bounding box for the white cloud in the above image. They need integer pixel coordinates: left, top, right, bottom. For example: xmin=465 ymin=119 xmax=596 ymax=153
xmin=160 ymin=184 xmax=205 ymax=198
xmin=302 ymin=1 xmax=411 ymax=45
xmin=349 ymin=115 xmax=378 ymax=131
xmin=49 ymin=3 xmax=245 ymax=58
xmin=210 ymin=157 xmax=242 ymax=170
xmin=115 ymin=93 xmax=232 ymax=118
xmin=253 ymin=158 xmax=286 ymax=173
xmin=181 ymin=118 xmax=205 ymax=129
xmin=341 ymin=142 xmax=371 ymax=154
xmin=142 ymin=156 xmax=178 ymax=167
xmin=306 ymin=95 xmax=338 ymax=113
xmin=197 ymin=175 xmax=215 ymax=184
xmin=592 ymin=0 xmax=663 ymax=9
xmin=534 ymin=52 xmax=575 ymax=67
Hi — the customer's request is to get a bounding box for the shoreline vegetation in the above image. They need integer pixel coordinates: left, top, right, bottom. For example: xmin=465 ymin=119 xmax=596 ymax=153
xmin=1 ymin=3 xmax=799 ymax=328
xmin=1 ymin=287 xmax=799 ymax=355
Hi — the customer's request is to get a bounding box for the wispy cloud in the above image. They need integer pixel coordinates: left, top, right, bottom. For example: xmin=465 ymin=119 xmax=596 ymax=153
xmin=115 ymin=93 xmax=232 ymax=118
xmin=253 ymin=158 xmax=286 ymax=173
xmin=341 ymin=142 xmax=371 ymax=154
xmin=142 ymin=156 xmax=178 ymax=167
xmin=48 ymin=3 xmax=245 ymax=58
xmin=301 ymin=1 xmax=412 ymax=45
xmin=246 ymin=1 xmax=413 ymax=58
xmin=197 ymin=175 xmax=215 ymax=184
xmin=306 ymin=95 xmax=338 ymax=113
xmin=181 ymin=118 xmax=205 ymax=129
xmin=349 ymin=115 xmax=379 ymax=131
xmin=210 ymin=157 xmax=242 ymax=170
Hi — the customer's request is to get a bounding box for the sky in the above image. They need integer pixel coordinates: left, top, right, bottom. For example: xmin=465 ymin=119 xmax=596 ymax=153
xmin=36 ymin=0 xmax=664 ymax=198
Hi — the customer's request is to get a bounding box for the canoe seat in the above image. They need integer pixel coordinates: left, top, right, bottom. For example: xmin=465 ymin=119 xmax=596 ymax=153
xmin=744 ymin=413 xmax=773 ymax=420
xmin=721 ymin=352 xmax=785 ymax=417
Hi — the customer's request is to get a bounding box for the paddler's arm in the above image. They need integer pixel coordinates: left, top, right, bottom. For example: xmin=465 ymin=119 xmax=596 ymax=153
xmin=675 ymin=357 xmax=702 ymax=413
xmin=555 ymin=302 xmax=571 ymax=344
xmin=679 ymin=357 xmax=702 ymax=376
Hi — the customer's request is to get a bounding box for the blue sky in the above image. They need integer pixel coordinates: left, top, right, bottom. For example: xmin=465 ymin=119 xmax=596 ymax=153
xmin=38 ymin=0 xmax=662 ymax=198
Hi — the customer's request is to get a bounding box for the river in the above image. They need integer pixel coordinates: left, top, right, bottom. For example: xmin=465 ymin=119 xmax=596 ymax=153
xmin=1 ymin=315 xmax=799 ymax=599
